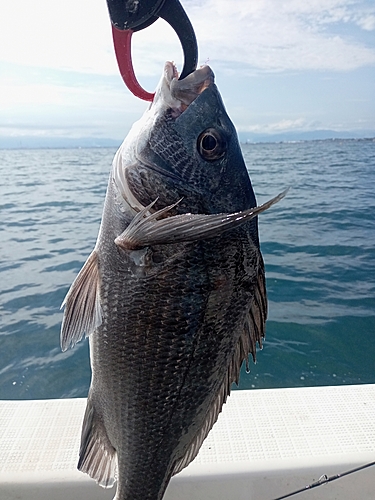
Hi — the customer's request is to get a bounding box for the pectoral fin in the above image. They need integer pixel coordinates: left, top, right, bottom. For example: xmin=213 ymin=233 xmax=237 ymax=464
xmin=60 ymin=250 xmax=102 ymax=351
xmin=115 ymin=190 xmax=287 ymax=250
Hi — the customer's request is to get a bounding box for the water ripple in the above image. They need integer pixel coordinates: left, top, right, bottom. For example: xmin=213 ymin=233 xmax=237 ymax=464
xmin=1 ymin=143 xmax=374 ymax=398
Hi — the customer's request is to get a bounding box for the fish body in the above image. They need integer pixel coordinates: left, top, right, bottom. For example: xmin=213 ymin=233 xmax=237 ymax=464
xmin=61 ymin=63 xmax=283 ymax=500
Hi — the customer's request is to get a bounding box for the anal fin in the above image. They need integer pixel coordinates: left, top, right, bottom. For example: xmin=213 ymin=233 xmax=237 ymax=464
xmin=78 ymin=398 xmax=117 ymax=489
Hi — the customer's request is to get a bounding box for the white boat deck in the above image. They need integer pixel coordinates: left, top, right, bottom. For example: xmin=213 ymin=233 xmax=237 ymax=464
xmin=1 ymin=384 xmax=375 ymax=500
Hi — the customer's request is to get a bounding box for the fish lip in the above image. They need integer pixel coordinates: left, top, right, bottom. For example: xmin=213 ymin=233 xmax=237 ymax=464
xmin=164 ymin=61 xmax=180 ymax=82
xmin=153 ymin=62 xmax=215 ymax=116
xmin=169 ymin=63 xmax=215 ymax=107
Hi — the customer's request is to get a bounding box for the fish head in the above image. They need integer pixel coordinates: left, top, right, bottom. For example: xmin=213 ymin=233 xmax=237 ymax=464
xmin=173 ymin=67 xmax=257 ymax=212
xmin=120 ymin=62 xmax=257 ymax=214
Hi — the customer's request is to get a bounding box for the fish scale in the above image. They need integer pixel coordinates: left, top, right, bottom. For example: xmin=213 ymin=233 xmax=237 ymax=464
xmin=96 ymin=235 xmax=250 ymax=499
xmin=98 ymin=254 xmax=208 ymax=498
xmin=61 ymin=63 xmax=285 ymax=500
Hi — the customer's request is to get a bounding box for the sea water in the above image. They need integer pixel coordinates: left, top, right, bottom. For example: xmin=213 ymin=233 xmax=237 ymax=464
xmin=0 ymin=140 xmax=374 ymax=399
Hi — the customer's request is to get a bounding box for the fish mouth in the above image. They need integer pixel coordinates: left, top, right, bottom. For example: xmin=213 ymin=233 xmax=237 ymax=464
xmin=155 ymin=62 xmax=215 ymax=117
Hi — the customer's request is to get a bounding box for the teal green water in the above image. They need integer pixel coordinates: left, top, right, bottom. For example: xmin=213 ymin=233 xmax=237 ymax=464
xmin=0 ymin=140 xmax=374 ymax=399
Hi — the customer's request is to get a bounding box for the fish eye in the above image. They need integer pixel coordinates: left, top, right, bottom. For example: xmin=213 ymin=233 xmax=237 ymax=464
xmin=197 ymin=128 xmax=226 ymax=161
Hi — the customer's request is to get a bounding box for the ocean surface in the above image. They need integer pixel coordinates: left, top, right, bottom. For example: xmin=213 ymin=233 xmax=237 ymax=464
xmin=0 ymin=140 xmax=374 ymax=400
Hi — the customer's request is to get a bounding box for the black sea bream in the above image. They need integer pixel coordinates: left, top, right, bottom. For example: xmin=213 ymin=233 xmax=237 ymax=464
xmin=61 ymin=62 xmax=285 ymax=500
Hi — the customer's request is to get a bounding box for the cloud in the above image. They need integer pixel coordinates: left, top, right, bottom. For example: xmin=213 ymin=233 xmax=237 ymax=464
xmin=0 ymin=0 xmax=116 ymax=74
xmin=0 ymin=76 xmax=147 ymax=139
xmin=1 ymin=0 xmax=375 ymax=77
xmin=356 ymin=14 xmax=375 ymax=31
xmin=239 ymin=118 xmax=315 ymax=134
xmin=113 ymin=0 xmax=375 ymax=76
xmin=188 ymin=0 xmax=375 ymax=72
xmin=1 ymin=0 xmax=374 ymax=139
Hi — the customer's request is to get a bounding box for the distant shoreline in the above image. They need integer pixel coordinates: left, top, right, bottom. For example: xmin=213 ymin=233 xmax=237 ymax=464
xmin=242 ymin=136 xmax=375 ymax=145
xmin=0 ymin=133 xmax=374 ymax=150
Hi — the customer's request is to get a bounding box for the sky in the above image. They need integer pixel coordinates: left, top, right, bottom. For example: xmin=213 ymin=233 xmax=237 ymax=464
xmin=0 ymin=0 xmax=375 ymax=142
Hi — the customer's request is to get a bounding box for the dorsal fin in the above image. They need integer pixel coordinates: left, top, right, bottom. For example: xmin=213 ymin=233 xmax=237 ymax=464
xmin=172 ymin=268 xmax=267 ymax=475
xmin=60 ymin=250 xmax=102 ymax=351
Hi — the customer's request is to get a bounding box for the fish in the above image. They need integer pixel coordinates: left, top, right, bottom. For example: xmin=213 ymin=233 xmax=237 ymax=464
xmin=60 ymin=62 xmax=286 ymax=500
